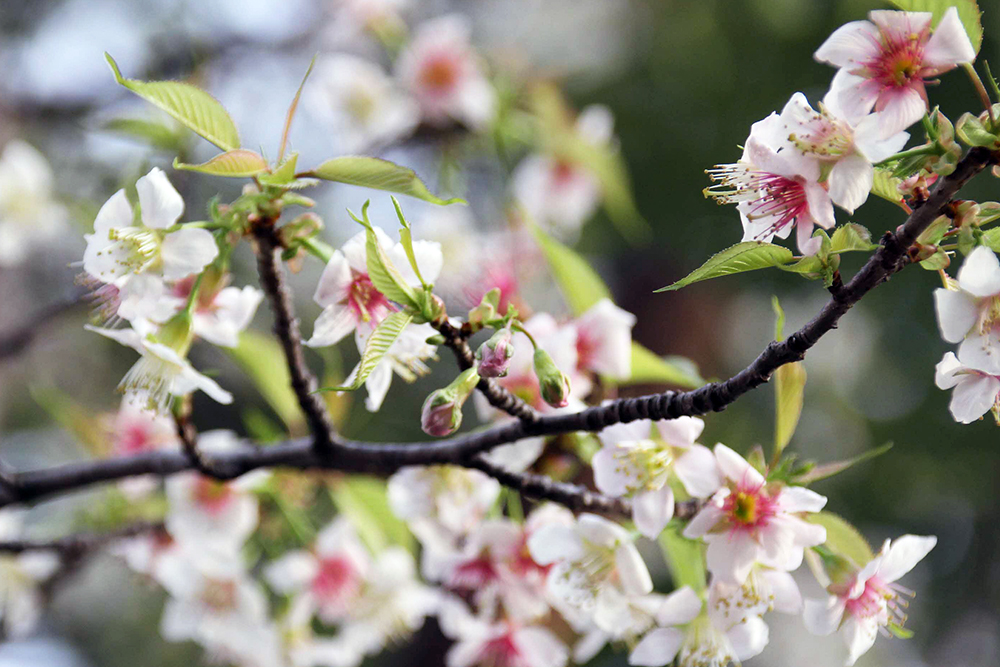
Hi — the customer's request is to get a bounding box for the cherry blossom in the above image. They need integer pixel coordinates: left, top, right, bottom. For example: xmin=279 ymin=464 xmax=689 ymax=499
xmin=708 ymin=564 xmax=802 ymax=625
xmin=573 ymin=298 xmax=636 ymax=379
xmin=306 ymin=54 xmax=419 ymax=154
xmin=683 ymin=444 xmax=827 ymax=585
xmin=0 ymin=140 xmax=69 ymax=267
xmin=108 ymin=397 xmax=181 ymax=497
xmin=264 ymin=518 xmax=371 ymax=625
xmin=934 ymin=246 xmax=1000 ymax=345
xmin=815 ymin=9 xmax=976 ymax=138
xmin=0 ymin=509 xmax=61 ymax=638
xmin=396 ymin=14 xmax=496 ymax=130
xmin=804 ymin=534 xmax=937 ymax=666
xmin=174 ymin=278 xmax=264 ymax=348
xmin=935 ymin=349 xmax=1000 ymax=423
xmin=593 ymin=416 xmax=722 ymax=538
xmin=780 ymin=92 xmax=909 ymax=213
xmin=706 ymin=112 xmax=834 ymax=255
xmin=350 ymin=321 xmax=438 ymax=412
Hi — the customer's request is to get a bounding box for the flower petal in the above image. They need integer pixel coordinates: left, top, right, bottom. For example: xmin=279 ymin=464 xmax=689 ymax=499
xmin=632 ymin=486 xmax=674 ymax=539
xmin=682 ymin=502 xmax=724 ymax=539
xmin=527 ymin=524 xmax=583 ymax=564
xmin=828 ymin=153 xmax=873 ymax=214
xmin=876 ymin=86 xmax=927 ymax=138
xmin=876 ymin=534 xmax=936 ymax=583
xmin=948 ymin=374 xmax=998 ymax=424
xmin=763 ymin=569 xmax=802 ymax=614
xmin=804 ymin=180 xmax=835 ymax=229
xmin=655 ymin=416 xmax=703 ymax=448
xmin=674 ymin=445 xmax=723 ymax=499
xmin=843 ymin=614 xmax=879 ymax=666
xmin=728 ymin=616 xmax=770 ymax=661
xmin=714 ymin=444 xmax=765 ymax=487
xmin=923 ymin=6 xmax=976 ymax=69
xmin=777 ymin=485 xmax=827 ymax=513
xmin=160 ymin=228 xmax=219 ymax=281
xmin=935 ymin=351 xmax=964 ymax=389
xmin=814 ymin=20 xmax=881 ymax=68
xmin=803 ymin=595 xmax=845 ymax=636
xmin=615 ymin=542 xmax=654 ymax=596
xmin=934 ymin=288 xmax=979 ymax=343
xmin=705 ymin=531 xmax=758 ymax=585
xmin=306 ymin=304 xmax=356 ymax=348
xmin=628 ymin=628 xmax=683 ymax=667
xmin=655 ymin=586 xmax=703 ymax=627
xmin=957 ymin=246 xmax=1000 ymax=298
xmin=136 ymin=167 xmax=184 ymax=229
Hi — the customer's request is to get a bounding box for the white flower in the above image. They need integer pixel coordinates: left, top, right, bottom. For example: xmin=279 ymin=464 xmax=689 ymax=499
xmin=348 ymin=321 xmax=438 ymax=412
xmin=264 ymin=518 xmax=371 ymax=625
xmin=934 ymin=246 xmax=1000 ymax=344
xmin=83 ymin=169 xmax=218 ymax=313
xmin=706 ymin=112 xmax=835 ymax=255
xmin=573 ymin=298 xmax=636 ymax=379
xmin=396 ymin=14 xmax=496 ymax=130
xmin=0 ymin=140 xmax=69 ymax=267
xmin=190 ymin=284 xmax=264 ymax=348
xmin=708 ymin=564 xmax=802 ymax=625
xmin=593 ymin=416 xmax=722 ymax=539
xmin=110 ymin=528 xmax=177 ymax=578
xmin=527 ymin=513 xmax=653 ymax=619
xmin=306 ymin=54 xmax=419 ymax=154
xmin=632 ymin=604 xmax=769 ymax=667
xmin=934 ymin=349 xmax=1000 ymax=423
xmin=683 ymin=444 xmax=827 ymax=585
xmin=780 ymin=92 xmax=909 ymax=213
xmin=804 ymin=535 xmax=936 ymax=666
xmin=164 ymin=431 xmax=268 ymax=551
xmin=108 ymin=396 xmax=181 ymax=497
xmin=86 ymin=320 xmax=232 ymax=413
xmin=480 ymin=436 xmax=546 ymax=473
xmin=814 ymin=8 xmax=976 ymax=138
xmin=0 ymin=509 xmax=61 ymax=638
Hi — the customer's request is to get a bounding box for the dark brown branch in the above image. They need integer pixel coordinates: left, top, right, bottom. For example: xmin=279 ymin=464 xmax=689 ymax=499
xmin=0 ymin=521 xmax=164 ymax=555
xmin=252 ymin=223 xmax=339 ymax=454
xmin=0 ymin=148 xmax=992 ymax=513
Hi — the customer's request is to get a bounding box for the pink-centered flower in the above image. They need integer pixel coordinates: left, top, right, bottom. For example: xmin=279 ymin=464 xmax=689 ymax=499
xmin=573 ymin=299 xmax=636 ymax=379
xmin=706 ymin=113 xmax=835 ymax=255
xmin=683 ymin=444 xmax=827 ymax=585
xmin=934 ymin=246 xmax=1000 ymax=344
xmin=935 ymin=348 xmax=1000 ymax=424
xmin=804 ymin=535 xmax=936 ymax=666
xmin=814 ymin=8 xmax=976 ymax=138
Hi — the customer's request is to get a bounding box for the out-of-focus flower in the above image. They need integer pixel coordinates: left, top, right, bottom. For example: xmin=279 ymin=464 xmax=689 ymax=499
xmin=814 ymin=8 xmax=976 ymax=137
xmin=0 ymin=509 xmax=61 ymax=638
xmin=0 ymin=140 xmax=69 ymax=267
xmin=683 ymin=444 xmax=827 ymax=585
xmin=396 ymin=14 xmax=496 ymax=130
xmin=171 ymin=277 xmax=264 ymax=348
xmin=110 ymin=528 xmax=177 ymax=578
xmin=107 ymin=396 xmax=181 ymax=497
xmin=706 ymin=113 xmax=834 ymax=255
xmin=780 ymin=92 xmax=909 ymax=213
xmin=804 ymin=535 xmax=936 ymax=666
xmin=512 ymin=106 xmax=612 ymax=241
xmin=708 ymin=564 xmax=802 ymax=625
xmin=264 ymin=518 xmax=371 ymax=625
xmin=934 ymin=246 xmax=1000 ymax=344
xmin=631 ymin=601 xmax=769 ymax=667
xmin=935 ymin=349 xmax=1000 ymax=423
xmin=627 ymin=586 xmax=702 ymax=666
xmin=593 ymin=416 xmax=721 ymax=539
xmin=306 ymin=54 xmax=419 ymax=154
xmin=573 ymin=299 xmax=636 ymax=379
xmin=349 ymin=321 xmax=438 ymax=412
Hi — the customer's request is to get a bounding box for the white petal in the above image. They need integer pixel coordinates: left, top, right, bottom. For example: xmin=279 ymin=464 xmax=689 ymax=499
xmin=598 ymin=420 xmax=655 ymax=447
xmin=949 ymin=372 xmax=1000 ymax=423
xmin=314 ymin=250 xmax=354 ymax=307
xmin=655 ymin=416 xmax=704 ymax=448
xmin=263 ymin=551 xmax=319 ymax=594
xmin=136 ymin=167 xmax=184 ymax=229
xmin=763 ymin=569 xmax=802 ymax=614
xmin=85 ymin=323 xmax=144 ymax=353
xmin=778 ymin=486 xmax=827 ymax=513
xmin=674 ymin=445 xmax=723 ymax=498
xmin=174 ymin=364 xmax=234 ymax=404
xmin=628 ymin=628 xmax=683 ymax=667
xmin=656 ymin=586 xmax=703 ymax=627
xmin=682 ymin=502 xmax=724 ymax=539
xmin=803 ymin=595 xmax=846 ymax=636
xmin=958 ymin=332 xmax=1000 ymax=375
xmin=934 ymin=288 xmax=979 ymax=343
xmin=728 ymin=615 xmax=769 ymax=661
xmin=577 ymin=513 xmax=629 ymax=548
xmin=515 ymin=627 xmax=569 ymax=667
xmin=527 ymin=524 xmax=583 ymax=565
xmin=117 ymin=274 xmax=177 ymax=323
xmin=828 ymin=154 xmax=873 ymax=214
xmin=934 ymin=351 xmax=964 ymax=389
xmin=833 ymin=74 xmax=883 ymax=126
xmin=797 ymin=220 xmax=822 ymax=257
xmin=814 ymin=20 xmax=881 ymax=68
xmin=705 ymin=531 xmax=758 ymax=585
xmin=853 ymin=114 xmax=909 ymax=163
xmin=160 ymin=228 xmax=218 ymax=281
xmin=804 ymin=180 xmax=836 ymax=229
xmin=193 ymin=286 xmax=263 ymax=348
xmin=843 ymin=615 xmax=879 ymax=666
xmin=876 ymin=534 xmax=936 ymax=583
xmin=364 ymin=358 xmax=393 ymax=412
xmin=714 ymin=444 xmax=765 ymax=487
xmin=307 ymin=304 xmax=357 ymax=348
xmin=923 ymin=7 xmax=976 ymax=69
xmin=592 ymin=447 xmax=633 ymax=497
xmin=876 ymin=86 xmax=927 ymax=138
xmin=93 ymin=188 xmax=133 ymax=234
xmin=632 ymin=486 xmax=675 ymax=539
xmin=957 ymin=246 xmax=1000 ymax=298
xmin=615 ymin=542 xmax=654 ymax=596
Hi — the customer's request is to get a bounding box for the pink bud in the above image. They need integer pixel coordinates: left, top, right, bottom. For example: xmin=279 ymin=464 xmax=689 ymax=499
xmin=421 ymin=391 xmax=462 ymax=437
xmin=476 ymin=327 xmax=514 ymax=378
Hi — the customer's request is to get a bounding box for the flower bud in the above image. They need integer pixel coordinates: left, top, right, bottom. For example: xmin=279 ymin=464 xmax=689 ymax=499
xmin=476 ymin=327 xmax=514 ymax=378
xmin=420 ymin=368 xmax=480 ymax=437
xmin=533 ymin=348 xmax=571 ymax=408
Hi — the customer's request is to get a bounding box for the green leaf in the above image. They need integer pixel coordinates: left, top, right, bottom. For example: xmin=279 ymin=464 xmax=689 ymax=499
xmin=225 ymin=332 xmax=301 ymax=432
xmin=319 ymin=311 xmax=413 ymax=392
xmin=530 ymin=224 xmax=611 ymax=315
xmin=807 ymin=511 xmax=875 ymax=567
xmin=917 ymin=215 xmax=951 ymax=245
xmin=100 ymin=118 xmax=184 ymax=151
xmin=173 ymin=150 xmax=268 ymax=178
xmin=308 ymin=156 xmax=465 ymax=205
xmin=105 ymin=53 xmax=240 ymax=151
xmin=659 ymin=524 xmax=707 ymax=592
xmin=347 ymin=203 xmax=419 ymax=309
xmin=830 ymin=223 xmax=876 ymax=253
xmin=391 ymin=196 xmax=428 ymax=288
xmin=888 ymin=0 xmax=983 ymax=53
xmin=774 ymin=361 xmax=806 ymax=458
xmin=772 ymin=296 xmax=786 ymax=341
xmin=983 ymin=226 xmax=1000 ymax=252
xmin=794 ymin=442 xmax=894 ymax=484
xmin=625 ymin=343 xmax=704 ymax=389
xmin=329 ymin=476 xmax=414 ymax=554
xmin=258 ymin=153 xmax=300 ymax=187
xmin=871 ymin=167 xmax=904 ymax=204
xmin=919 ymin=247 xmax=951 ymax=270
xmin=656 ymin=242 xmax=794 ymax=292
xmin=956 ymin=110 xmax=1000 ymax=147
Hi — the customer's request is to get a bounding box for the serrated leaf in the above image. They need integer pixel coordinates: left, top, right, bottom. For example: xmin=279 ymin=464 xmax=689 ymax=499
xmin=105 ymin=53 xmax=240 ymax=151
xmin=225 ymin=332 xmax=301 ymax=433
xmin=888 ymin=0 xmax=983 ymax=53
xmin=530 ymin=224 xmax=612 ymax=314
xmin=917 ymin=215 xmax=951 ymax=245
xmin=319 ymin=312 xmax=413 ymax=392
xmin=329 ymin=476 xmax=414 ymax=554
xmin=347 ymin=202 xmax=419 ymax=309
xmin=807 ymin=511 xmax=875 ymax=567
xmin=794 ymin=442 xmax=894 ymax=484
xmin=391 ymin=196 xmax=428 ymax=288
xmin=774 ymin=361 xmax=806 ymax=458
xmin=659 ymin=524 xmax=707 ymax=592
xmin=830 ymin=223 xmax=876 ymax=253
xmin=657 ymin=242 xmax=794 ymax=292
xmin=101 ymin=118 xmax=184 ymax=151
xmin=259 ymin=153 xmax=300 ymax=186
xmin=625 ymin=343 xmax=703 ymax=389
xmin=173 ymin=150 xmax=268 ymax=178
xmin=956 ymin=110 xmax=1000 ymax=148
xmin=871 ymin=167 xmax=904 ymax=204
xmin=309 ymin=156 xmax=465 ymax=205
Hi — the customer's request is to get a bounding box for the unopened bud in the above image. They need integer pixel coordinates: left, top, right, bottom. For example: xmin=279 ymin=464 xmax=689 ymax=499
xmin=420 ymin=368 xmax=480 ymax=437
xmin=468 ymin=288 xmax=501 ymax=332
xmin=476 ymin=327 xmax=514 ymax=378
xmin=533 ymin=348 xmax=571 ymax=408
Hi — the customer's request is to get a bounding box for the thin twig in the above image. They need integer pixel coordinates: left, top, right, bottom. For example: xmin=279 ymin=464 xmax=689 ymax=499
xmin=0 ymin=521 xmax=164 ymax=554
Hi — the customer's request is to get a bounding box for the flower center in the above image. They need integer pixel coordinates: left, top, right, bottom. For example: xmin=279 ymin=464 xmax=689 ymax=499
xmin=678 ymin=614 xmax=735 ymax=667
xmin=705 ymin=164 xmax=810 ymax=237
xmin=450 ymin=552 xmax=501 ymax=591
xmin=119 ymin=354 xmax=180 ymax=413
xmin=346 ymin=88 xmax=378 ymax=123
xmin=312 ymin=555 xmax=361 ymax=604
xmin=420 ymin=53 xmax=460 ymax=93
xmin=107 ymin=227 xmax=162 ymax=274
xmin=863 ymin=29 xmax=929 ymax=89
xmin=347 ymin=273 xmax=391 ymax=324
xmin=201 ymin=578 xmax=237 ymax=611
xmin=613 ymin=441 xmax=672 ymax=494
xmin=844 ymin=575 xmax=914 ymax=627
xmin=478 ymin=632 xmax=520 ymax=667
xmin=192 ymin=478 xmax=235 ymax=515
xmin=722 ymin=483 xmax=776 ymax=530
xmin=788 ymin=110 xmax=854 ymax=159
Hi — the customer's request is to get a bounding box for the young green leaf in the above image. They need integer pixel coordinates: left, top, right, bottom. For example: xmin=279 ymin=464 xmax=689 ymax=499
xmin=348 ymin=202 xmax=419 ymax=309
xmin=258 ymin=153 xmax=300 ymax=186
xmin=530 ymin=224 xmax=611 ymax=315
xmin=105 ymin=53 xmax=240 ymax=151
xmin=625 ymin=343 xmax=704 ymax=389
xmin=659 ymin=524 xmax=707 ymax=592
xmin=956 ymin=109 xmax=1000 ymax=148
xmin=656 ymin=242 xmax=794 ymax=292
xmin=278 ymin=56 xmax=316 ymax=164
xmin=308 ymin=157 xmax=465 ymax=205
xmin=888 ymin=0 xmax=983 ymax=53
xmin=772 ymin=295 xmax=786 ymax=341
xmin=871 ymin=167 xmax=904 ymax=204
xmin=173 ymin=150 xmax=268 ymax=178
xmin=794 ymin=442 xmax=894 ymax=484
xmin=318 ymin=311 xmax=413 ymax=393
xmin=329 ymin=476 xmax=414 ymax=554
xmin=391 ymin=196 xmax=427 ymax=288
xmin=774 ymin=361 xmax=806 ymax=460
xmin=806 ymin=511 xmax=875 ymax=567
xmin=224 ymin=331 xmax=302 ymax=433
xmin=830 ymin=223 xmax=876 ymax=253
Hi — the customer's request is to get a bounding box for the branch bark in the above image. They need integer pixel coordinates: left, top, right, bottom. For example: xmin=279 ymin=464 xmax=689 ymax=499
xmin=0 ymin=521 xmax=163 ymax=555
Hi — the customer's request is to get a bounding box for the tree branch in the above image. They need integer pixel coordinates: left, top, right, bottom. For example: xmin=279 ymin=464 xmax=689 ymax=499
xmin=0 ymin=521 xmax=164 ymax=555
xmin=0 ymin=293 xmax=84 ymax=363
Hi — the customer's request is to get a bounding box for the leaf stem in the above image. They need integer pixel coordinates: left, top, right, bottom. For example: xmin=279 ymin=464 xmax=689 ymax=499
xmin=300 ymin=236 xmax=334 ymax=263
xmin=963 ymin=62 xmax=996 ymax=125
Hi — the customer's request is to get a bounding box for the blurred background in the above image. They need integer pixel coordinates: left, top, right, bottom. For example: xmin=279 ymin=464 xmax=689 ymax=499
xmin=0 ymin=0 xmax=998 ymax=665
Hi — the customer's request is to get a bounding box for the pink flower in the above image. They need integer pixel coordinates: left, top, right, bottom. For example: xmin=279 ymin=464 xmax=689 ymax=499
xmin=683 ymin=444 xmax=827 ymax=585
xmin=573 ymin=299 xmax=636 ymax=380
xmin=935 ymin=348 xmax=1000 ymax=424
xmin=814 ymin=8 xmax=976 ymax=137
